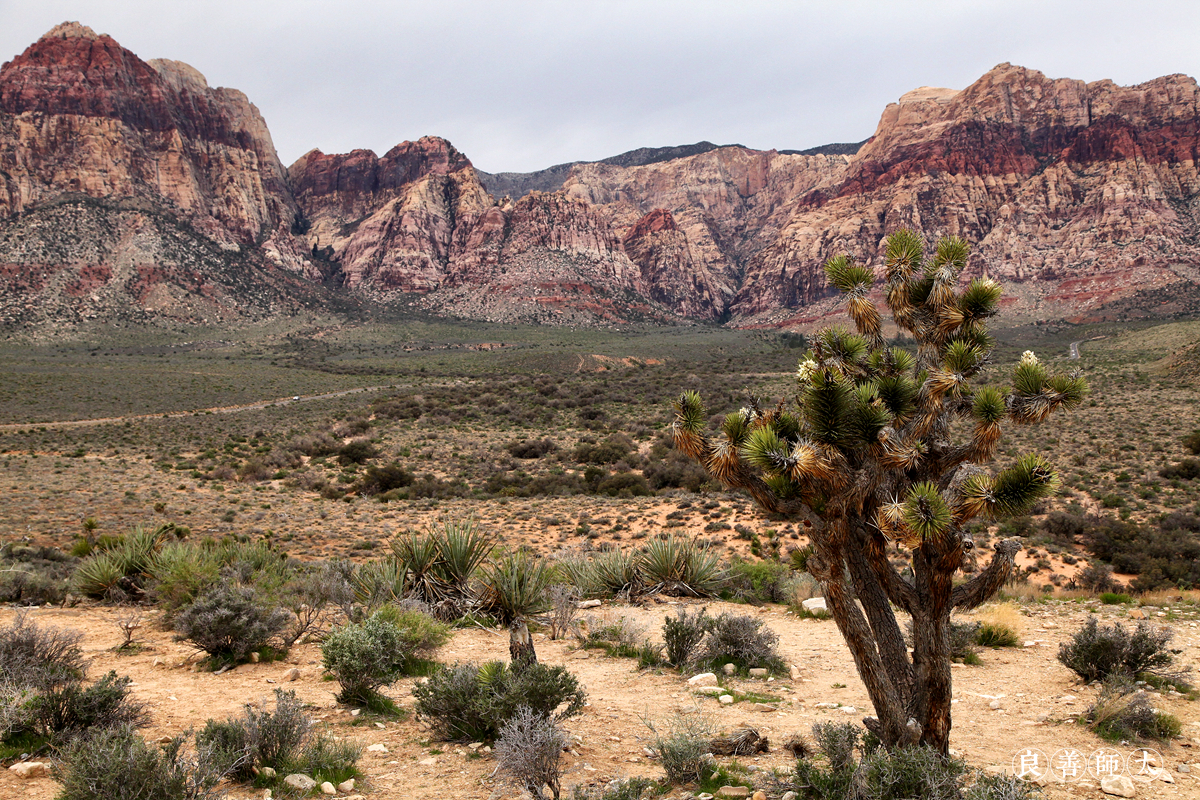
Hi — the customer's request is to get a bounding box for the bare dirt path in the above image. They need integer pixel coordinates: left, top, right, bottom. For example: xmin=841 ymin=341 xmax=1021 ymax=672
xmin=0 ymin=385 xmax=397 ymax=433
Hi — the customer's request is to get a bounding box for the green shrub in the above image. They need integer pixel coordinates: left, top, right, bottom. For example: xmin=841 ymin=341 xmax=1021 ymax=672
xmin=662 ymin=606 xmax=711 ymax=668
xmin=571 ymin=777 xmax=662 ymax=800
xmin=1099 ymin=592 xmax=1134 ymax=605
xmin=195 ymin=717 xmax=253 ymax=781
xmin=973 ymin=622 xmax=1020 ymax=648
xmin=175 ymin=584 xmax=289 ymax=665
xmin=1183 ymin=430 xmax=1200 ymax=455
xmin=55 ymin=724 xmax=226 ymax=800
xmin=727 ymin=558 xmax=790 ymax=604
xmin=1160 ymin=458 xmax=1200 ymax=480
xmin=1086 ymin=679 xmax=1183 ymax=742
xmin=71 ymin=525 xmax=166 ymax=599
xmin=0 ymin=612 xmax=84 ymax=690
xmin=697 ymin=612 xmax=782 ymax=671
xmin=322 ymin=609 xmax=448 ymax=705
xmin=148 ymin=543 xmax=221 ymax=618
xmin=1057 ymin=618 xmax=1175 ymax=682
xmin=644 ymin=713 xmax=712 ymax=785
xmin=413 ymin=661 xmax=586 ymax=742
xmin=31 ymin=670 xmax=148 ymax=742
xmin=849 ymin=745 xmax=967 ymax=800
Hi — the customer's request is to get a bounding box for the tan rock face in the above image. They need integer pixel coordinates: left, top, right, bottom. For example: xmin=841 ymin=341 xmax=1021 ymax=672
xmin=0 ymin=24 xmax=308 ymax=276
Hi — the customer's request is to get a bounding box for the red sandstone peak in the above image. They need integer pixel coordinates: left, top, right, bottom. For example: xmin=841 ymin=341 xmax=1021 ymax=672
xmin=622 ymin=208 xmax=678 ymax=242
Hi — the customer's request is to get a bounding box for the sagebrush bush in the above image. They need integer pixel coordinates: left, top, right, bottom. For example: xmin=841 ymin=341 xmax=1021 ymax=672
xmin=31 ymin=670 xmax=148 ymax=742
xmin=196 ymin=689 xmax=358 ymax=785
xmin=1086 ymin=679 xmax=1182 ymax=742
xmin=571 ymin=777 xmax=661 ymax=800
xmin=1057 ymin=618 xmax=1175 ymax=682
xmin=0 ymin=612 xmax=84 ymax=690
xmin=322 ymin=609 xmax=447 ymax=704
xmin=662 ymin=606 xmax=711 ymax=667
xmin=644 ymin=713 xmax=712 ymax=785
xmin=175 ymin=584 xmax=289 ymax=665
xmin=698 ymin=612 xmax=782 ymax=670
xmin=413 ymin=661 xmax=586 ymax=742
xmin=55 ymin=724 xmax=226 ymax=800
xmin=495 ymin=706 xmax=569 ymax=800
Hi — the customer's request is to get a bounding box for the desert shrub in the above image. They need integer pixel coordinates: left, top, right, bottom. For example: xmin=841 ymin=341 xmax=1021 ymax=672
xmin=507 ymin=439 xmax=558 ymax=459
xmin=413 ymin=660 xmax=586 ymax=742
xmin=1086 ymin=678 xmax=1182 ymax=742
xmin=1183 ymin=430 xmax=1200 ymax=455
xmin=0 ymin=545 xmax=74 ymax=605
xmin=1160 ymin=458 xmax=1200 ymax=480
xmin=286 ymin=431 xmax=339 ymax=457
xmin=643 ymin=449 xmax=710 ymax=492
xmin=31 ymin=670 xmax=148 ymax=742
xmin=572 ymin=435 xmax=634 ymax=465
xmin=197 ymin=689 xmax=355 ymax=784
xmin=587 ymin=549 xmax=643 ymax=597
xmin=963 ymin=773 xmax=1044 ymax=800
xmin=495 ymin=706 xmax=569 ymax=800
xmin=1057 ymin=618 xmax=1175 ymax=682
xmin=595 ymin=472 xmax=652 ymax=497
xmin=0 ymin=612 xmax=84 ymax=690
xmin=55 ymin=724 xmax=226 ymax=800
xmin=337 ymin=438 xmax=379 ymax=465
xmin=1075 ymin=562 xmax=1120 ymax=593
xmin=148 ymin=543 xmax=221 ymax=618
xmin=848 ymin=744 xmax=968 ymax=800
xmin=644 ymin=713 xmax=712 ymax=785
xmin=195 ymin=717 xmax=254 ymax=781
xmin=175 ymin=584 xmax=289 ymax=665
xmin=356 ymin=462 xmax=415 ymax=495
xmin=481 ymin=550 xmax=553 ymax=625
xmin=793 ymin=722 xmax=981 ymax=800
xmin=974 ymin=621 xmax=1020 ymax=648
xmin=697 ymin=612 xmax=782 ymax=670
xmin=322 ymin=610 xmax=446 ymax=705
xmin=280 ymin=559 xmax=357 ymax=646
xmin=547 ymin=583 xmax=579 ymax=640
xmin=727 ymin=558 xmax=791 ymax=604
xmin=662 ymin=606 xmax=712 ymax=667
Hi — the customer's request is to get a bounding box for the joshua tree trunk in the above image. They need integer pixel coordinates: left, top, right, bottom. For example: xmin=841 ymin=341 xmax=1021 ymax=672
xmin=510 ymin=618 xmax=537 ymax=671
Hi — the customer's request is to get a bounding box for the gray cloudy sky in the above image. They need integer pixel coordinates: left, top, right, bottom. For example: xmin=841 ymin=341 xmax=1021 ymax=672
xmin=3 ymin=1 xmax=1199 ymax=173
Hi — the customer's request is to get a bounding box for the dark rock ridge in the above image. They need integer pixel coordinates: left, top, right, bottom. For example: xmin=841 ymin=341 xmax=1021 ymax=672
xmin=1 ymin=23 xmax=1198 ymax=333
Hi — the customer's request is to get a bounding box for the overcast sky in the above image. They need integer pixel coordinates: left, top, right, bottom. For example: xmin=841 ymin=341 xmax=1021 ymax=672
xmin=3 ymin=1 xmax=1199 ymax=173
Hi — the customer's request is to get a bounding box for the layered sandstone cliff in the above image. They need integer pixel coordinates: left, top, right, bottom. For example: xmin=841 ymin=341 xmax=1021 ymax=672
xmin=2 ymin=23 xmax=1198 ymax=332
xmin=560 ymin=64 xmax=1200 ymax=324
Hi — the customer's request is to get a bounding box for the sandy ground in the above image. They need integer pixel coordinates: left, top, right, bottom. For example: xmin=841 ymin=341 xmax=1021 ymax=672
xmin=3 ymin=597 xmax=1200 ymax=800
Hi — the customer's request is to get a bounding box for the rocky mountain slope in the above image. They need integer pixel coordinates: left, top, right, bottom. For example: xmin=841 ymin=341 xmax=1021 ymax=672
xmin=2 ymin=22 xmax=1199 ymax=332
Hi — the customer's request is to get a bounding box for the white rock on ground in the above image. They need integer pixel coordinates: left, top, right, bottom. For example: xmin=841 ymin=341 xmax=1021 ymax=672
xmin=688 ymin=672 xmax=719 ymax=686
xmin=8 ymin=762 xmax=49 ymax=779
xmin=719 ymin=695 xmax=734 ymax=705
xmin=801 ymin=597 xmax=826 ymax=612
xmin=1100 ymin=774 xmax=1136 ymax=797
xmin=283 ymin=774 xmax=316 ymax=792
xmin=320 ymin=781 xmax=336 ymax=795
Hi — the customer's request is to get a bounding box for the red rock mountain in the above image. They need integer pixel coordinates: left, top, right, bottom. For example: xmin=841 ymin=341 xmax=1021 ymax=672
xmin=2 ymin=23 xmax=1198 ymax=332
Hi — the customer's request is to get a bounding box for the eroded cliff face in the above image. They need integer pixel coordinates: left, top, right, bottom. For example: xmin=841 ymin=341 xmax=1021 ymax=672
xmin=288 ymin=139 xmax=663 ymax=323
xmin=2 ymin=24 xmax=1198 ymax=332
xmin=731 ymin=64 xmax=1200 ymax=324
xmin=0 ymin=22 xmax=317 ymax=330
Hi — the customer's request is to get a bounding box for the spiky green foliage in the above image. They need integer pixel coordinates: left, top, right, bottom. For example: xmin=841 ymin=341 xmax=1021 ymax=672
xmin=669 ymin=228 xmax=1086 ymax=754
xmin=482 ymin=550 xmax=553 ymax=625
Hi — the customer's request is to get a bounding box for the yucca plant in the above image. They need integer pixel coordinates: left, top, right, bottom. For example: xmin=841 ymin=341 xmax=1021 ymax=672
xmin=72 ymin=524 xmax=170 ymax=599
xmin=481 ymin=550 xmax=553 ymax=626
xmin=637 ymin=536 xmax=725 ymax=597
xmin=671 ymin=230 xmax=1086 ymax=753
xmin=352 ymin=560 xmax=409 ymax=612
xmin=389 ymin=519 xmax=495 ymax=617
xmin=588 ymin=548 xmax=643 ymax=597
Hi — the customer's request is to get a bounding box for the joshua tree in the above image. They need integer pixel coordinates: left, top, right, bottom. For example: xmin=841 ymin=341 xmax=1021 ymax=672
xmin=672 ymin=230 xmax=1085 ymax=753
